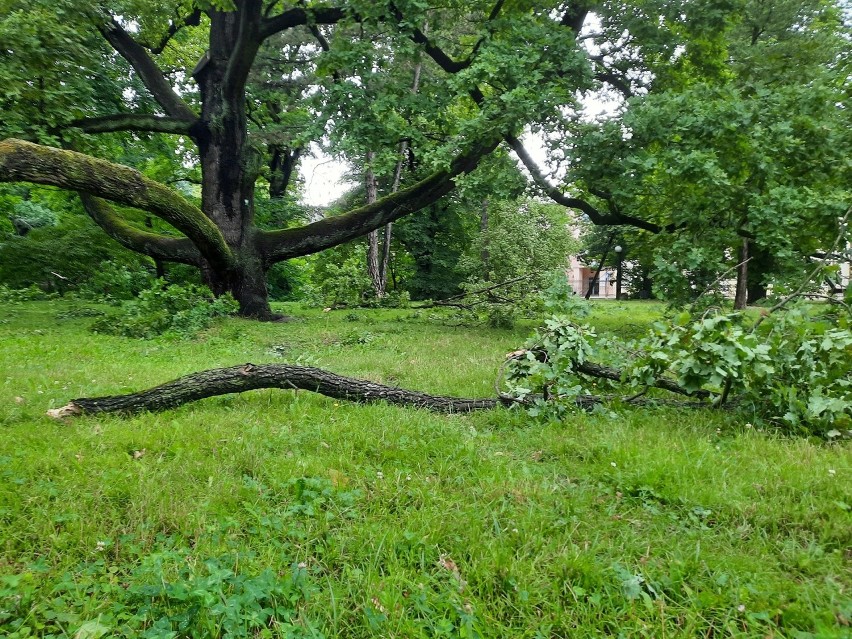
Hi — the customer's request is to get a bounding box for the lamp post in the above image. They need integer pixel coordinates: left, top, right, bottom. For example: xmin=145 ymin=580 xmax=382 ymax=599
xmin=614 ymin=245 xmax=623 ymax=300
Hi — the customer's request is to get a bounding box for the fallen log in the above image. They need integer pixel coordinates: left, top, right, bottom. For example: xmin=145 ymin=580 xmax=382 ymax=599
xmin=47 ymin=363 xmax=506 ymax=417
xmin=46 ymin=360 xmax=712 ymax=420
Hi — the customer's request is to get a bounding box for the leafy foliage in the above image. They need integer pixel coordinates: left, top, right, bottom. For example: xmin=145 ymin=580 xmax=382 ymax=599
xmin=550 ymin=0 xmax=851 ymax=304
xmin=506 ymin=287 xmax=852 ymax=435
xmin=0 ymin=197 xmax=151 ymax=293
xmin=446 ymin=199 xmax=579 ymax=327
xmin=0 ymin=284 xmax=56 ymax=303
xmin=8 ymin=199 xmax=57 ymax=235
xmin=92 ymin=281 xmax=238 ymax=339
xmin=79 ymin=262 xmax=157 ymax=303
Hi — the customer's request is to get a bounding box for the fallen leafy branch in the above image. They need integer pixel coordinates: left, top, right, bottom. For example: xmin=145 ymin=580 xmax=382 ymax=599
xmin=426 ymin=274 xmax=534 ymax=309
xmin=46 ymin=358 xmax=714 ymax=419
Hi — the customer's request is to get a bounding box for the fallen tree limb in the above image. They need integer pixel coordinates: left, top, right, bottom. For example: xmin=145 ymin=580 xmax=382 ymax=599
xmin=509 ymin=349 xmax=712 ymax=400
xmin=48 ymin=363 xmax=505 ymax=417
xmin=573 ymin=359 xmax=712 ymax=399
xmin=46 ymin=361 xmax=712 ymax=420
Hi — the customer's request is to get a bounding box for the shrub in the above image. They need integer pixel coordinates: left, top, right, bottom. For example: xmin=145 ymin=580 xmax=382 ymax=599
xmin=0 ymin=284 xmax=56 ymax=303
xmin=79 ymin=262 xmax=156 ymax=303
xmin=9 ymin=199 xmax=57 ymax=234
xmin=505 ymin=302 xmax=852 ymax=436
xmin=0 ymin=216 xmax=150 ymax=293
xmin=92 ymin=281 xmax=238 ymax=339
xmin=308 ymin=253 xmax=371 ymax=308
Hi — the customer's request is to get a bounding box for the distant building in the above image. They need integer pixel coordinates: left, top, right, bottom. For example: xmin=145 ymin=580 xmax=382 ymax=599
xmin=566 ymin=255 xmax=618 ymax=299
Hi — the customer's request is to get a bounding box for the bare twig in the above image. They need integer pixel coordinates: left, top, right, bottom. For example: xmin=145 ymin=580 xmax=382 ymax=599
xmin=624 ymin=386 xmax=649 ymax=403
xmin=428 ymin=274 xmax=533 ymax=307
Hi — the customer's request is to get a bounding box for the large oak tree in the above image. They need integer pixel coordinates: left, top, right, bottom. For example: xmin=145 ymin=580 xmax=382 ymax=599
xmin=0 ymin=0 xmax=604 ymax=318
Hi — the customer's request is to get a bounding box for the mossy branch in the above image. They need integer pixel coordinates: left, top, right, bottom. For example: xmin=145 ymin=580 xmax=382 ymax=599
xmin=72 ymin=114 xmax=195 ymax=135
xmin=259 ymin=139 xmax=500 ymax=263
xmin=48 ymin=363 xmax=505 ymax=417
xmin=80 ymin=195 xmax=202 ymax=265
xmin=0 ymin=139 xmax=233 ymax=270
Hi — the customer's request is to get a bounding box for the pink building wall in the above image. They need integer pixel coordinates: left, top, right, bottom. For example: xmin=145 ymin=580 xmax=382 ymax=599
xmin=566 ymin=255 xmax=618 ymax=299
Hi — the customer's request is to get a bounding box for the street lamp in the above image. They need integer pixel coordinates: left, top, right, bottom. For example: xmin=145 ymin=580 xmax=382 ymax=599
xmin=613 ymin=245 xmax=623 ymax=300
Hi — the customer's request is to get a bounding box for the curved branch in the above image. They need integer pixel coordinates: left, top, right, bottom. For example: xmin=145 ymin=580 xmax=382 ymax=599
xmin=593 ymin=70 xmax=634 ymax=98
xmin=259 ymin=138 xmax=500 ymax=263
xmin=99 ymin=17 xmax=197 ymax=122
xmin=71 ymin=114 xmax=194 ymax=135
xmin=145 ymin=8 xmax=202 ymax=54
xmin=0 ymin=139 xmax=232 ymax=270
xmin=260 ymin=6 xmax=346 ymax=39
xmin=392 ymin=3 xmax=476 ymax=75
xmin=505 ymin=134 xmax=664 ymax=234
xmin=45 ymin=361 xmax=712 ymax=420
xmin=48 ymin=363 xmax=503 ymax=416
xmin=80 ymin=194 xmax=202 ymax=265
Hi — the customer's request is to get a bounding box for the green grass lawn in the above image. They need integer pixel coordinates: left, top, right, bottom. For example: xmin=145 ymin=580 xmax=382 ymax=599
xmin=0 ymin=300 xmax=849 ymax=638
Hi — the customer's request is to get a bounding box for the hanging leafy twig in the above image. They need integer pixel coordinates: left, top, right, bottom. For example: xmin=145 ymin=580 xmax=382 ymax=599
xmin=426 ymin=274 xmax=534 ymax=309
xmin=753 ymin=204 xmax=851 ymax=330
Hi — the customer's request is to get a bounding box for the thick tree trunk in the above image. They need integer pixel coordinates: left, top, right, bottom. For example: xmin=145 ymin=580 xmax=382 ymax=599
xmin=48 ymin=363 xmax=502 ymax=416
xmin=743 ymin=243 xmax=770 ymax=304
xmin=194 ymin=9 xmax=273 ymax=318
xmin=734 ymin=238 xmax=749 ymax=310
xmin=202 ymin=251 xmax=273 ymax=319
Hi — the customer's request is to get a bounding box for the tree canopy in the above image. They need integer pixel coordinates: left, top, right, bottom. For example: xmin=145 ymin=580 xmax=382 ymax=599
xmin=0 ymin=0 xmax=848 ymax=312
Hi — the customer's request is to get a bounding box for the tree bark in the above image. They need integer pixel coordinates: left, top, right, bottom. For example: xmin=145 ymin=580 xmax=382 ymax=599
xmin=48 ymin=363 xmax=502 ymax=416
xmin=45 ymin=357 xmax=713 ymax=421
xmin=194 ymin=8 xmax=276 ymax=319
xmin=734 ymin=238 xmax=749 ymax=310
xmin=365 ymin=151 xmax=384 ymax=298
xmin=746 ymin=243 xmax=769 ymax=304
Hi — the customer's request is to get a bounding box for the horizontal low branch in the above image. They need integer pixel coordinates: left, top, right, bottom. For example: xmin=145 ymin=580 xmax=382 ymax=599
xmin=80 ymin=194 xmax=202 ymax=265
xmin=72 ymin=114 xmax=195 ymax=135
xmin=0 ymin=139 xmax=233 ymax=270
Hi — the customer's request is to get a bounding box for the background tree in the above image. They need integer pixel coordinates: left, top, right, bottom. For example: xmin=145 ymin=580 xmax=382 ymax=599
xmin=511 ymin=0 xmax=851 ymax=305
